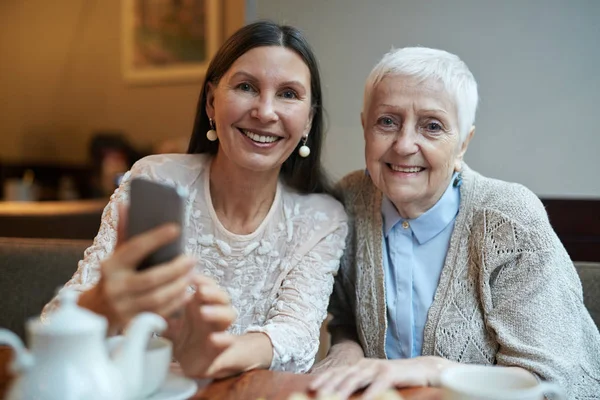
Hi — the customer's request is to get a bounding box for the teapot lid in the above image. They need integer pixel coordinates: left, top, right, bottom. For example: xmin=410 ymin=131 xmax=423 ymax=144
xmin=30 ymin=289 xmax=106 ymax=335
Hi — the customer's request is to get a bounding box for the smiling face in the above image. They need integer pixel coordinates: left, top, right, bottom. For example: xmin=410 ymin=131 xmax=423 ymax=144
xmin=205 ymin=46 xmax=313 ymax=174
xmin=363 ymin=74 xmax=473 ymax=218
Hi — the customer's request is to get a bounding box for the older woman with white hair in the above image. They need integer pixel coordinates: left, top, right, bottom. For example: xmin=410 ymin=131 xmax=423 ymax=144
xmin=310 ymin=47 xmax=600 ymax=399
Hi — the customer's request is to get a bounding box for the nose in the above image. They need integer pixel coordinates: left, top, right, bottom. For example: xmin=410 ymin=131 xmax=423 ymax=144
xmin=392 ymin=126 xmax=419 ymax=156
xmin=251 ymin=94 xmax=279 ymax=123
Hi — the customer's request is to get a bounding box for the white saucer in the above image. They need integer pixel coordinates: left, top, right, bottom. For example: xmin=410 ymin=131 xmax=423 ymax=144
xmin=145 ymin=371 xmax=198 ymax=400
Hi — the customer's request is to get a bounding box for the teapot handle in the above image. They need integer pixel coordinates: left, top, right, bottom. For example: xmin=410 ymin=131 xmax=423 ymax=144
xmin=0 ymin=329 xmax=35 ymax=373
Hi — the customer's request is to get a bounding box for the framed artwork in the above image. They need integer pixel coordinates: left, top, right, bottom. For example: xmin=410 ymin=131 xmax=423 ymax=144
xmin=121 ymin=0 xmax=222 ymax=85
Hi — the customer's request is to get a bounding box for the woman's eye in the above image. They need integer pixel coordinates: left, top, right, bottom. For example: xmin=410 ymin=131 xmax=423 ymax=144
xmin=378 ymin=117 xmax=395 ymax=126
xmin=281 ymin=89 xmax=298 ymax=99
xmin=237 ymin=83 xmax=254 ymax=92
xmin=426 ymin=122 xmax=442 ymax=132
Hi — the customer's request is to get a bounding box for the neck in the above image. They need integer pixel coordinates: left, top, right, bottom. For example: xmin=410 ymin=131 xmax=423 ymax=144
xmin=209 ymin=152 xmax=280 ymax=235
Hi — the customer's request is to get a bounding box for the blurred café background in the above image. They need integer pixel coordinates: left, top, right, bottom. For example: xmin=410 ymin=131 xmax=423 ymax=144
xmin=0 ymin=0 xmax=598 ymax=251
xmin=0 ymin=0 xmax=245 ymax=239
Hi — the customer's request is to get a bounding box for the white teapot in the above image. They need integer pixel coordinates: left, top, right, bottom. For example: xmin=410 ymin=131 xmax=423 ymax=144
xmin=0 ymin=289 xmax=167 ymax=400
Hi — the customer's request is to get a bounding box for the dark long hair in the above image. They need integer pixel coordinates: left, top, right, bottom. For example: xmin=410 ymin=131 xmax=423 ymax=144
xmin=187 ymin=20 xmax=332 ymax=195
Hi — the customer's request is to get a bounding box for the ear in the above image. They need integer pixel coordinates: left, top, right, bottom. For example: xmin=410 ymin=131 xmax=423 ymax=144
xmin=454 ymin=125 xmax=475 ymax=172
xmin=361 ymin=112 xmax=366 ymax=140
xmin=205 ymin=82 xmax=216 ymax=118
xmin=301 ymin=107 xmax=314 ymax=140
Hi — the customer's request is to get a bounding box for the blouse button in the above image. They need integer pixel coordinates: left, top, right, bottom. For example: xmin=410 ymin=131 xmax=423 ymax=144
xmin=402 ymin=221 xmax=410 ymax=229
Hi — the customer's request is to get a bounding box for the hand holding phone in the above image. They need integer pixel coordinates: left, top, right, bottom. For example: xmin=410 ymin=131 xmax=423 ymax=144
xmin=127 ymin=177 xmax=187 ymax=271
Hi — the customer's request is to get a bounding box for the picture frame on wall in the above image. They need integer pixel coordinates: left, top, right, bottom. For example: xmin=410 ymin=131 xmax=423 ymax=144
xmin=121 ymin=0 xmax=222 ymax=85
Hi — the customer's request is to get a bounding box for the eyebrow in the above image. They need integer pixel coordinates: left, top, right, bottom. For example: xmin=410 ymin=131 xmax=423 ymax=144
xmin=229 ymin=71 xmax=307 ymax=91
xmin=377 ymin=104 xmax=449 ymax=115
xmin=229 ymin=71 xmax=257 ymax=82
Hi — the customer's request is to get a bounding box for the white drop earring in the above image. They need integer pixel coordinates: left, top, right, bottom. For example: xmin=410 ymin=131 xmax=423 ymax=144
xmin=298 ymin=136 xmax=310 ymax=158
xmin=206 ymin=118 xmax=218 ymax=142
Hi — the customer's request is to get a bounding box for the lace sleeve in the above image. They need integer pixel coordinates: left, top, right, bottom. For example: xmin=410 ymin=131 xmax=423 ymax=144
xmin=244 ymin=221 xmax=348 ymax=373
xmin=41 ymin=165 xmax=147 ymax=318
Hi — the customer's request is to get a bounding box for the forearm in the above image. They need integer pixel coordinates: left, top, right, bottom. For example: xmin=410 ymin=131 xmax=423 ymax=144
xmin=329 ymin=324 xmax=364 ymax=357
xmin=206 ymin=332 xmax=273 ymax=378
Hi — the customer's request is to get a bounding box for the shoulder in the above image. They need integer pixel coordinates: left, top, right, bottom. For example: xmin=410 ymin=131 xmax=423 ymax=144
xmin=279 ymin=186 xmax=348 ymax=258
xmin=127 ymin=153 xmax=210 ymax=187
xmin=465 ymin=168 xmax=548 ymax=228
xmin=336 ymin=170 xmax=373 ymax=199
xmin=463 ymin=168 xmax=560 ymax=256
xmin=282 ymin=186 xmax=347 ymax=225
xmin=334 ymin=170 xmax=376 ymax=211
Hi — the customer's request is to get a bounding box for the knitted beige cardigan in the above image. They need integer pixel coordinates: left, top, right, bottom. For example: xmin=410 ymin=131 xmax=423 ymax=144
xmin=329 ymin=165 xmax=600 ymax=399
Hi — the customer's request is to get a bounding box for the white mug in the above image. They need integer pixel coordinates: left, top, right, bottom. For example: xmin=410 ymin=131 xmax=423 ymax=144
xmin=440 ymin=365 xmax=564 ymax=400
xmin=107 ymin=335 xmax=173 ymax=398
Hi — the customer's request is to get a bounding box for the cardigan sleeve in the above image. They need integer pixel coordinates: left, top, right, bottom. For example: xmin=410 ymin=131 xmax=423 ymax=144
xmin=481 ymin=201 xmax=600 ymax=398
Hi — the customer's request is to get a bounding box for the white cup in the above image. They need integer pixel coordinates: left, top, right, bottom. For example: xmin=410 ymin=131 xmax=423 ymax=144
xmin=440 ymin=365 xmax=564 ymax=400
xmin=107 ymin=335 xmax=173 ymax=399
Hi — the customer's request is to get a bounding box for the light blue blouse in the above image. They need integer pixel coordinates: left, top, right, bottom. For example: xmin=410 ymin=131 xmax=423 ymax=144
xmin=382 ymin=175 xmax=460 ymax=358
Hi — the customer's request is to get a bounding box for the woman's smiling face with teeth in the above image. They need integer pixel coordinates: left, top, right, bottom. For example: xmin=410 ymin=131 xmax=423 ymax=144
xmin=362 ymin=74 xmax=472 ymax=218
xmin=206 ymin=46 xmax=313 ymax=173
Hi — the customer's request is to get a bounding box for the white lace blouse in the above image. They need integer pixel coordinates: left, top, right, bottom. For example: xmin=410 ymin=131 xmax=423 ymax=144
xmin=43 ymin=154 xmax=348 ymax=373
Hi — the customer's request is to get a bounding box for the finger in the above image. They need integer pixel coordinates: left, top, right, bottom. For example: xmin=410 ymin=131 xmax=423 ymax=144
xmin=209 ymin=331 xmax=235 ymax=350
xmin=127 ymin=255 xmax=194 ymax=293
xmin=155 ymin=289 xmax=193 ymax=320
xmin=116 ymin=202 xmax=129 ymax=248
xmin=309 ymin=366 xmax=335 ymax=389
xmin=316 ymin=367 xmax=355 ymax=396
xmin=337 ymin=367 xmax=376 ymax=400
xmin=361 ymin=376 xmax=394 ymax=400
xmin=130 ymin=270 xmax=193 ymax=314
xmin=196 ymin=283 xmax=231 ymax=306
xmin=113 ymin=223 xmax=180 ymax=269
xmin=191 ymin=273 xmax=219 ymax=289
xmin=199 ymin=305 xmax=237 ymax=330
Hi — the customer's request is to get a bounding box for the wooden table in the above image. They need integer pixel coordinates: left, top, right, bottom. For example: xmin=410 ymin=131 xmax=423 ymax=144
xmin=0 ymin=346 xmax=442 ymax=399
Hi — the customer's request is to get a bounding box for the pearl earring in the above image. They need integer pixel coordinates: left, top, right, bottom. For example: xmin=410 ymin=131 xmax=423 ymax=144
xmin=206 ymin=118 xmax=218 ymax=142
xmin=298 ymin=136 xmax=310 ymax=158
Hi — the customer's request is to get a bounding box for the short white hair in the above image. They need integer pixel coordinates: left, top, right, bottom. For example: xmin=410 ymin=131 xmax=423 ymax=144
xmin=363 ymin=47 xmax=478 ymax=142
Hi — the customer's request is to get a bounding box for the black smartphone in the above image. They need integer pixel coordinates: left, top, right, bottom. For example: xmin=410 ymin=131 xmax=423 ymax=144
xmin=127 ymin=177 xmax=187 ymax=271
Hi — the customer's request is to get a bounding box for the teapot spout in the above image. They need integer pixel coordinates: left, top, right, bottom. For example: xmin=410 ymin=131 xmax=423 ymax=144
xmin=0 ymin=329 xmax=35 ymax=374
xmin=111 ymin=313 xmax=167 ymax=400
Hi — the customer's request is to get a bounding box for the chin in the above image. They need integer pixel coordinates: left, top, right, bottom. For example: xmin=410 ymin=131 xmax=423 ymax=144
xmin=387 ymin=189 xmax=422 ymax=205
xmin=235 ymin=154 xmax=284 ymax=173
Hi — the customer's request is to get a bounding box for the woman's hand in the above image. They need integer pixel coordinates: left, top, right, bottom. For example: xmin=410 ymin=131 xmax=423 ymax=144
xmin=310 ymin=341 xmax=365 ymax=374
xmin=309 ymin=356 xmax=454 ymax=400
xmin=204 ymin=332 xmax=273 ymax=379
xmin=163 ymin=275 xmax=237 ymax=378
xmin=78 ymin=204 xmax=194 ymax=333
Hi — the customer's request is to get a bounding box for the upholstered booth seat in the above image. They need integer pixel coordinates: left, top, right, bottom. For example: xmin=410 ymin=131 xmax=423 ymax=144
xmin=0 ymin=237 xmax=90 ymax=341
xmin=575 ymin=262 xmax=600 ymax=330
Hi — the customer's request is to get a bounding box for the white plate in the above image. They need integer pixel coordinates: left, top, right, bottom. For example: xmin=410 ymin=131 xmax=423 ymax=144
xmin=145 ymin=371 xmax=198 ymax=400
